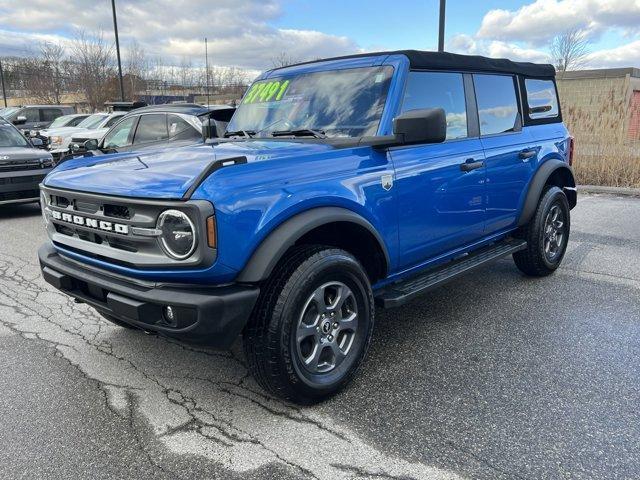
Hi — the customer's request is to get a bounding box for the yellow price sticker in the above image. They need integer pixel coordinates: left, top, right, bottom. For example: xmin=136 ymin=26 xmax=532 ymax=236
xmin=243 ymin=80 xmax=290 ymax=104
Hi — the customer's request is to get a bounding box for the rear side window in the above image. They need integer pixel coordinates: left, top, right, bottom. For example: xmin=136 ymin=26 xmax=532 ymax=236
xmin=168 ymin=115 xmax=201 ymax=141
xmin=401 ymin=72 xmax=467 ymax=139
xmin=525 ymin=79 xmax=559 ymax=119
xmin=41 ymin=108 xmax=62 ymax=122
xmin=134 ymin=114 xmax=168 ymax=144
xmin=473 ymin=74 xmax=519 ymax=136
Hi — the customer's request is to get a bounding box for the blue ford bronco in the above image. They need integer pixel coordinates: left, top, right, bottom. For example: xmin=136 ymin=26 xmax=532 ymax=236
xmin=39 ymin=50 xmax=576 ymax=403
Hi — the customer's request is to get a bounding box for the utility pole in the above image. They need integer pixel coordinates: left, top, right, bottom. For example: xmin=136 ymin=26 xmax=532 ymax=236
xmin=205 ymin=38 xmax=210 ymax=106
xmin=111 ymin=0 xmax=125 ymax=101
xmin=0 ymin=58 xmax=7 ymax=107
xmin=438 ymin=0 xmax=446 ymax=52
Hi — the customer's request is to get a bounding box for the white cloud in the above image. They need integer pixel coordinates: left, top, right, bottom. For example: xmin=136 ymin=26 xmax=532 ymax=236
xmin=447 ymin=34 xmax=550 ymax=64
xmin=0 ymin=0 xmax=360 ymax=70
xmin=584 ymin=39 xmax=640 ymax=68
xmin=477 ymin=0 xmax=640 ymax=45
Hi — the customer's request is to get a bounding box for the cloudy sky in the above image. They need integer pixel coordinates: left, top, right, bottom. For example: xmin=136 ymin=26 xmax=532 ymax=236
xmin=0 ymin=0 xmax=638 ymax=71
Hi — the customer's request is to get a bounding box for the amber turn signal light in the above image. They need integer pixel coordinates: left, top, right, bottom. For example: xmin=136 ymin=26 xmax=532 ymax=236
xmin=206 ymin=216 xmax=217 ymax=248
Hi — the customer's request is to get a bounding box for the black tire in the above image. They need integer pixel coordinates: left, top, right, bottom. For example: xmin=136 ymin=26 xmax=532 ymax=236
xmin=98 ymin=311 xmax=137 ymax=329
xmin=513 ymin=186 xmax=570 ymax=276
xmin=243 ymin=245 xmax=374 ymax=404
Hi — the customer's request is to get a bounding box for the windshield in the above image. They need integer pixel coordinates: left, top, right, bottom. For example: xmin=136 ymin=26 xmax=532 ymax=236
xmin=227 ymin=66 xmax=394 ymax=138
xmin=77 ymin=114 xmax=107 ymax=129
xmin=0 ymin=122 xmax=29 ymax=147
xmin=0 ymin=107 xmax=20 ymax=120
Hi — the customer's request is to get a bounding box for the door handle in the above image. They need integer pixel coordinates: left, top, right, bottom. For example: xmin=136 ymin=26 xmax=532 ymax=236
xmin=460 ymin=158 xmax=484 ymax=172
xmin=519 ymin=148 xmax=537 ymax=160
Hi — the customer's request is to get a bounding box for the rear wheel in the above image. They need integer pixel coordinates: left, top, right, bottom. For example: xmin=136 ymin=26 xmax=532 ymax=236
xmin=243 ymin=245 xmax=374 ymax=404
xmin=513 ymin=186 xmax=570 ymax=276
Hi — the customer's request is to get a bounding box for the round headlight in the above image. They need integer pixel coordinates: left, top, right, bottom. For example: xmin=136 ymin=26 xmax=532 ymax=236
xmin=157 ymin=210 xmax=197 ymax=260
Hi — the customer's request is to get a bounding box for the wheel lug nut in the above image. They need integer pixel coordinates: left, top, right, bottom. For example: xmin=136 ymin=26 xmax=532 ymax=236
xmin=328 ymin=335 xmax=334 ymax=341
xmin=333 ymin=322 xmax=339 ymax=328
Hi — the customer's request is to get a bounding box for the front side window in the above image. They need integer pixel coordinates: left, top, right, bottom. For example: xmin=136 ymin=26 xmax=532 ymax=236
xmin=134 ymin=114 xmax=169 ymax=144
xmin=401 ymin=72 xmax=468 ymax=140
xmin=41 ymin=108 xmax=62 ymax=122
xmin=103 ymin=116 xmax=137 ymax=149
xmin=0 ymin=122 xmax=28 ymax=147
xmin=525 ymin=79 xmax=559 ymax=119
xmin=227 ymin=66 xmax=394 ymax=138
xmin=23 ymin=108 xmax=39 ymax=123
xmin=474 ymin=74 xmax=519 ymax=136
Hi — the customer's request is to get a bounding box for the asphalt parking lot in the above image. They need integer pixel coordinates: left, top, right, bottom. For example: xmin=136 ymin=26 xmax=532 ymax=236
xmin=0 ymin=193 xmax=638 ymax=480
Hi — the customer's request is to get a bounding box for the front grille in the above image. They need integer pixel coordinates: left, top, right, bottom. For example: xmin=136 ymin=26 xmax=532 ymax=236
xmin=0 ymin=163 xmax=45 ymax=172
xmin=42 ymin=186 xmax=215 ymax=269
xmin=0 ymin=189 xmax=40 ymax=201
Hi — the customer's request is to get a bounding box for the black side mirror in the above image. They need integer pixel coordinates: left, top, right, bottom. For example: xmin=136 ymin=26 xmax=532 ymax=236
xmin=13 ymin=116 xmax=27 ymax=126
xmin=83 ymin=139 xmax=99 ymax=151
xmin=393 ymin=108 xmax=446 ymax=145
xmin=30 ymin=137 xmax=44 ymax=147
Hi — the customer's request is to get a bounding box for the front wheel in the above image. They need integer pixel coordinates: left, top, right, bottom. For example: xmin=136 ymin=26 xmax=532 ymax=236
xmin=243 ymin=245 xmax=374 ymax=404
xmin=513 ymin=186 xmax=570 ymax=276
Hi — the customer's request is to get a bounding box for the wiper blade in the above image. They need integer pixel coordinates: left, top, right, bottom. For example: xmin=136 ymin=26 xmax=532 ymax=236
xmin=223 ymin=130 xmax=255 ymax=138
xmin=271 ymin=129 xmax=326 ymax=139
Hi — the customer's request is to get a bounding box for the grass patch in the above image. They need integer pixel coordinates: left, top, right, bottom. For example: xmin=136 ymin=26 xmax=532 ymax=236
xmin=572 ymin=145 xmax=640 ymax=188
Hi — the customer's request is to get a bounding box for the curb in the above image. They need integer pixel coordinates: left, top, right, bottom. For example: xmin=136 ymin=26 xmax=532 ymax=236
xmin=578 ymin=185 xmax=640 ymax=197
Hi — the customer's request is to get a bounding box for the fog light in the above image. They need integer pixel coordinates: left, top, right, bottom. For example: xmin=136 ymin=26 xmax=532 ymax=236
xmin=163 ymin=306 xmax=177 ymax=326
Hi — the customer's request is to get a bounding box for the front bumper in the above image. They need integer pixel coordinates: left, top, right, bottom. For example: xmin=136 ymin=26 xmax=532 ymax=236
xmin=39 ymin=242 xmax=260 ymax=348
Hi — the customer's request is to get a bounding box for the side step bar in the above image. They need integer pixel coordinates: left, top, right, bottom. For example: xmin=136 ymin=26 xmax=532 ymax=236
xmin=375 ymin=238 xmax=527 ymax=308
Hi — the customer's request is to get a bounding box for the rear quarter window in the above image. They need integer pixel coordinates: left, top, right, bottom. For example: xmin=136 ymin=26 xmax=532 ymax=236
xmin=525 ymin=79 xmax=559 ymax=120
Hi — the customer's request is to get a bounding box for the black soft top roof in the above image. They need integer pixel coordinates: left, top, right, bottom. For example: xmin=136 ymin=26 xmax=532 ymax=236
xmin=275 ymin=49 xmax=555 ymax=78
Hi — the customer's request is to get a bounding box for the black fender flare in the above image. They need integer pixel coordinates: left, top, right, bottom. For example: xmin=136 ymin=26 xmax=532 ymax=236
xmin=517 ymin=159 xmax=576 ymax=227
xmin=237 ymin=207 xmax=390 ymax=283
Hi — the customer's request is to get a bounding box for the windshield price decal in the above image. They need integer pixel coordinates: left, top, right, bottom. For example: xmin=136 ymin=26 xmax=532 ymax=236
xmin=243 ymin=80 xmax=290 ymax=104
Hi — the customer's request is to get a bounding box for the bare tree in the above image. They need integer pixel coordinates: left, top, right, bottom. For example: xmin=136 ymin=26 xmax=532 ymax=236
xmin=271 ymin=52 xmax=299 ymax=68
xmin=178 ymin=57 xmax=194 ymax=100
xmin=18 ymin=42 xmax=69 ymax=104
xmin=70 ymin=31 xmax=115 ymax=111
xmin=125 ymin=38 xmax=147 ymax=100
xmin=550 ymin=28 xmax=590 ymax=73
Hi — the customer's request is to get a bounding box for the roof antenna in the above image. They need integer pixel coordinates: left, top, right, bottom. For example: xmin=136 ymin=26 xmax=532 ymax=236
xmin=438 ymin=0 xmax=446 ymax=52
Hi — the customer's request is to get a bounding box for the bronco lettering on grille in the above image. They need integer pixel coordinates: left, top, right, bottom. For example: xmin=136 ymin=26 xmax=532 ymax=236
xmin=51 ymin=210 xmax=129 ymax=234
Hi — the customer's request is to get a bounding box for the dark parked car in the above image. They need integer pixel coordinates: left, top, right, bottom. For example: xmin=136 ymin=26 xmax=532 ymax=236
xmin=0 ymin=105 xmax=75 ymax=131
xmin=0 ymin=118 xmax=53 ymax=206
xmin=67 ymin=104 xmax=235 ymax=159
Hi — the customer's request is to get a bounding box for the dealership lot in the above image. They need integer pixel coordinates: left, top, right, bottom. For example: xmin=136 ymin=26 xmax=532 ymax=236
xmin=0 ymin=193 xmax=638 ymax=479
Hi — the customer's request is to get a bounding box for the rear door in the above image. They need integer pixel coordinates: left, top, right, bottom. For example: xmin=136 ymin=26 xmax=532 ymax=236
xmin=392 ymin=71 xmax=486 ymax=269
xmin=474 ymin=74 xmax=535 ymax=234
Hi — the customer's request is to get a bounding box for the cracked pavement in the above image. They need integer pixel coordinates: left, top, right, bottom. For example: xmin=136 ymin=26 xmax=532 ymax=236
xmin=0 ymin=193 xmax=638 ymax=479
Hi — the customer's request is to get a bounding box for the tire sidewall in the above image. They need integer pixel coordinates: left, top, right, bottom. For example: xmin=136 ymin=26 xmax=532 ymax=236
xmin=536 ymin=187 xmax=571 ymax=270
xmin=276 ymin=252 xmax=373 ymax=398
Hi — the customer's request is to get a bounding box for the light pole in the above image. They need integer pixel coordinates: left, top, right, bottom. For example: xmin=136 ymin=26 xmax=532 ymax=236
xmin=111 ymin=0 xmax=125 ymax=101
xmin=0 ymin=58 xmax=7 ymax=107
xmin=205 ymin=37 xmax=210 ymax=106
xmin=438 ymin=0 xmax=446 ymax=52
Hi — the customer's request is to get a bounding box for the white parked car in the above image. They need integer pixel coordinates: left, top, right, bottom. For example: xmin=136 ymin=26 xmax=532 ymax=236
xmin=40 ymin=112 xmax=127 ymax=160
